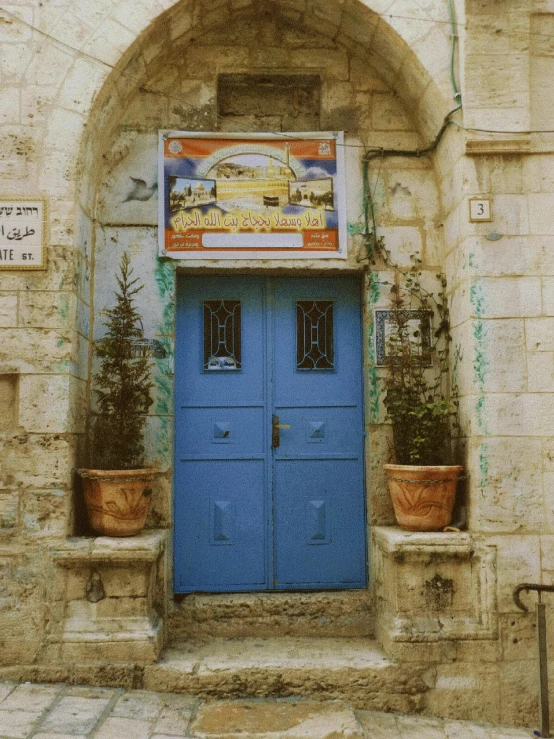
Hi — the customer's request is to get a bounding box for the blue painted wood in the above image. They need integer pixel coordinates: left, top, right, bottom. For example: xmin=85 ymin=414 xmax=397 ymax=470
xmin=174 ymin=275 xmax=366 ymax=592
xmin=272 ymin=277 xmax=366 ymax=589
xmin=174 ymin=276 xmax=269 ymax=592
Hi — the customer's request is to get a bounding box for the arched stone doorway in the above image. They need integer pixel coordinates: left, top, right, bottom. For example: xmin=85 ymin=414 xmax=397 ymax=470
xmin=72 ymin=0 xmax=453 ymax=633
xmin=20 ymin=0 xmax=467 ymax=695
xmin=79 ymin=0 xmax=451 ymax=500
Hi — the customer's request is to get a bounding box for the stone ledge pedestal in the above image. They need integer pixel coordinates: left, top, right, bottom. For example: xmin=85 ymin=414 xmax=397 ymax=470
xmin=53 ymin=530 xmax=168 ymax=664
xmin=373 ymin=527 xmax=498 ymax=661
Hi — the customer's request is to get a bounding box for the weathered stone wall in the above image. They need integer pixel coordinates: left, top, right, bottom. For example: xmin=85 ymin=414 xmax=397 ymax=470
xmin=91 ymin=8 xmax=445 ymax=533
xmin=1 ymin=0 xmax=554 ymax=727
xmin=425 ymin=0 xmax=554 ymax=723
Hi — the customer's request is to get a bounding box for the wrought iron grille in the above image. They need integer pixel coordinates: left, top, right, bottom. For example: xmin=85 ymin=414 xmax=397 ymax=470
xmin=203 ymin=300 xmax=241 ymax=371
xmin=296 ymin=300 xmax=334 ymax=370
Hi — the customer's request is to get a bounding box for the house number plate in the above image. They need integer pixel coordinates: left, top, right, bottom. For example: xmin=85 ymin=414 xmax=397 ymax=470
xmin=469 ymin=198 xmax=492 ymax=222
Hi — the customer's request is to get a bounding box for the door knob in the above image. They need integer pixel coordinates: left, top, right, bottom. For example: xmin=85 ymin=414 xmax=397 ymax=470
xmin=272 ymin=415 xmax=290 ymax=448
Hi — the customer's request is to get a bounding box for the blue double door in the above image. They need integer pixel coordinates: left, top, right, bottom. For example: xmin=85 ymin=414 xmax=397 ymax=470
xmin=174 ymin=275 xmax=367 ymax=592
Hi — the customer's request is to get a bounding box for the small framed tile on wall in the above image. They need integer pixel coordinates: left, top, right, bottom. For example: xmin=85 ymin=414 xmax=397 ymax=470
xmin=374 ymin=309 xmax=432 ymax=367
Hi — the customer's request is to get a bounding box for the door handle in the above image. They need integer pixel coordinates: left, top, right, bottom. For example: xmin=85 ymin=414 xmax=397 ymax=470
xmin=272 ymin=415 xmax=291 ymax=448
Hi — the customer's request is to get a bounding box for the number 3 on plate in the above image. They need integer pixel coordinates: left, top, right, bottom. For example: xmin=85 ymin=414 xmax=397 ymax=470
xmin=469 ymin=198 xmax=492 ymax=222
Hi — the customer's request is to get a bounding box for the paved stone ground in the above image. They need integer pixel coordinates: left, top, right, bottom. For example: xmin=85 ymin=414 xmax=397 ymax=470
xmin=0 ymin=682 xmax=537 ymax=738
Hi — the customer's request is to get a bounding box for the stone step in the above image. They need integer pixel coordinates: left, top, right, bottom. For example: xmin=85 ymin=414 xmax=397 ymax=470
xmin=143 ymin=637 xmax=429 ymax=713
xmin=169 ymin=591 xmax=374 ymax=640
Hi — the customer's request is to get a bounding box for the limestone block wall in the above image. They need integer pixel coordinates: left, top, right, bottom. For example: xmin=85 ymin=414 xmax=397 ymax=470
xmin=0 ymin=0 xmax=91 ymax=665
xmin=2 ymin=0 xmax=554 ymax=728
xmin=442 ymin=0 xmax=554 ymax=538
xmin=417 ymin=1 xmax=554 ymax=723
xmin=432 ymin=138 xmax=554 ymax=721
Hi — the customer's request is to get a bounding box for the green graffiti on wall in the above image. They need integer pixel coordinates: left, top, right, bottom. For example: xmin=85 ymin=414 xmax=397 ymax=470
xmin=472 ymin=320 xmax=489 ymax=391
xmin=155 ymin=257 xmax=176 ymax=336
xmin=470 ymin=278 xmax=489 ymax=434
xmin=347 ymin=222 xmax=365 ymax=237
xmin=156 ymin=414 xmax=172 ymax=467
xmin=475 ymin=395 xmax=489 ymax=436
xmin=368 ymin=272 xmax=381 ymax=424
xmin=155 ymin=371 xmax=172 ymax=417
xmin=58 ymin=295 xmax=69 ymax=323
xmin=479 ymin=441 xmax=489 ymax=489
xmin=153 ymin=256 xmax=176 ymax=460
xmin=470 ymin=278 xmax=485 ymax=318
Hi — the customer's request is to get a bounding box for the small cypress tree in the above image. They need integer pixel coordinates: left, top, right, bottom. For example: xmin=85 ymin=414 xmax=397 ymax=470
xmin=92 ymin=251 xmax=154 ymax=470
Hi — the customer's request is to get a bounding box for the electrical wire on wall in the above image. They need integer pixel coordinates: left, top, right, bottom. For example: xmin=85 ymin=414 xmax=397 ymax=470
xmin=360 ymin=0 xmax=463 ymax=261
xmin=447 ymin=0 xmax=462 ymax=106
xmin=1 ymin=5 xmax=554 ymax=143
xmin=360 ymin=107 xmax=461 ymax=261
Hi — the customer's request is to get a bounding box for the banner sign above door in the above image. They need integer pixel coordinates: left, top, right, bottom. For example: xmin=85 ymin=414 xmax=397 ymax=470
xmin=158 ymin=132 xmax=346 ymax=260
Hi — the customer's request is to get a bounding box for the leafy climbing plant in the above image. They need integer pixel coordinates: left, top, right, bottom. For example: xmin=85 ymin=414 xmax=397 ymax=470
xmin=91 ymin=251 xmax=154 ymax=470
xmin=379 ymin=249 xmax=459 ymax=466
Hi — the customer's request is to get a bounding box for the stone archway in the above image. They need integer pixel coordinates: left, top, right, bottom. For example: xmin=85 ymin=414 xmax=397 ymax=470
xmin=46 ymin=0 xmax=457 ymax=666
xmin=77 ymin=0 xmax=454 ymax=214
xmin=0 ymin=0 xmax=467 ymax=688
xmin=76 ymin=0 xmax=452 ymax=537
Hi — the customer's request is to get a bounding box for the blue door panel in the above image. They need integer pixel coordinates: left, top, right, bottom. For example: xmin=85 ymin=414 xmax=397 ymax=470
xmin=273 ymin=460 xmax=366 ymax=587
xmin=272 ymin=277 xmax=366 ymax=589
xmin=272 ymin=407 xmax=361 ymax=456
xmin=177 ymin=407 xmax=266 ymax=457
xmin=175 ymin=460 xmax=267 ymax=589
xmin=273 ymin=277 xmax=363 ymax=408
xmin=176 ymin=276 xmax=266 ymax=406
xmin=175 ymin=276 xmax=269 ymax=592
xmin=174 ymin=275 xmax=366 ymax=592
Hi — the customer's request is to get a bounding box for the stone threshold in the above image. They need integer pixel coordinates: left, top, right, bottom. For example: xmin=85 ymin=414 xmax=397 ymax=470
xmin=169 ymin=590 xmax=374 ymax=639
xmin=142 ymin=637 xmax=431 ymax=713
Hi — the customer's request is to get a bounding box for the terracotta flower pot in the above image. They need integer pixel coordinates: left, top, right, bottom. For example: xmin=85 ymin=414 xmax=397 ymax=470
xmin=79 ymin=468 xmax=157 ymax=537
xmin=384 ymin=464 xmax=463 ymax=532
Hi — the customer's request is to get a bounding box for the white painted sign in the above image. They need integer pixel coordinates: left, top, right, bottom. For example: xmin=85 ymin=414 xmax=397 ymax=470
xmin=0 ymin=200 xmax=46 ymax=270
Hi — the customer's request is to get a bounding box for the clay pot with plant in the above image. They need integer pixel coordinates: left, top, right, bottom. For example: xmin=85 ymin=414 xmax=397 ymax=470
xmin=79 ymin=251 xmax=156 ymax=537
xmin=380 ymin=256 xmax=462 ymax=532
